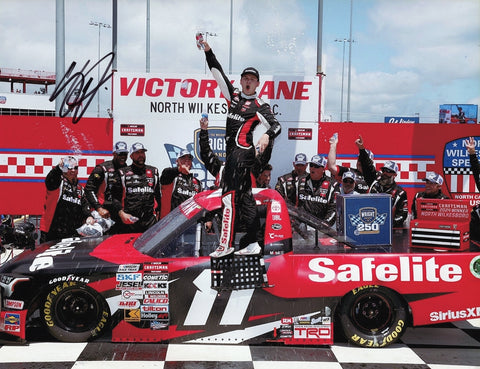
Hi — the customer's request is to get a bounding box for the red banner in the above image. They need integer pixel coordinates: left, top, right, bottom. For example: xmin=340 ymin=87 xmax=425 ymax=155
xmin=317 ymin=123 xmax=480 ymax=211
xmin=0 ymin=116 xmax=113 ymax=214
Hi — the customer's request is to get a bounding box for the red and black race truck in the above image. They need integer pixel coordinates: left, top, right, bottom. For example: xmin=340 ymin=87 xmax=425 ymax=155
xmin=1 ymin=188 xmax=479 ymax=347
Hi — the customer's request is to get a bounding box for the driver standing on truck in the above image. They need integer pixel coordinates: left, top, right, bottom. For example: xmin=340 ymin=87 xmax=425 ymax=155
xmin=199 ymin=39 xmax=281 ymax=257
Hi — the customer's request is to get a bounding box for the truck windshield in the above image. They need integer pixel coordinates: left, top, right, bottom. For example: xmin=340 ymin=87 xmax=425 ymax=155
xmin=134 ymin=206 xmax=205 ymax=256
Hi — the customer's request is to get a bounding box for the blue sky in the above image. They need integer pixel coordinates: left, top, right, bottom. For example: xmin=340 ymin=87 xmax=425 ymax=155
xmin=0 ymin=0 xmax=479 ymax=123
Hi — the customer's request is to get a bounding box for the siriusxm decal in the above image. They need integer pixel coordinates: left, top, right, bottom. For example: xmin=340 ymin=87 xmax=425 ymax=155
xmin=348 ymin=207 xmax=388 ymax=235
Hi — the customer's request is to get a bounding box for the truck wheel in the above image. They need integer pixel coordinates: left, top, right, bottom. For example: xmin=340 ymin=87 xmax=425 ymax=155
xmin=338 ymin=285 xmax=408 ymax=348
xmin=41 ymin=282 xmax=110 ymax=342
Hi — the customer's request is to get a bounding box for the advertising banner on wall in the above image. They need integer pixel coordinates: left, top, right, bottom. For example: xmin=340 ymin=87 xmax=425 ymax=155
xmin=384 ymin=116 xmax=419 ymax=123
xmin=317 ymin=123 xmax=480 ymax=210
xmin=112 ymin=72 xmax=320 ymax=189
xmin=0 ymin=116 xmax=113 ymax=214
xmin=439 ymin=104 xmax=478 ymax=124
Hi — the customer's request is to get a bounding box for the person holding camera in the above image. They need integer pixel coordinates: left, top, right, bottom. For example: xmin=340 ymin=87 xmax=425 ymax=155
xmin=40 ymin=156 xmax=93 ymax=242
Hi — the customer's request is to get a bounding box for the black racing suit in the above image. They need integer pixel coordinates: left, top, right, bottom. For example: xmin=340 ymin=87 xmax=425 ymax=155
xmin=335 ymin=165 xmax=369 ymax=193
xmin=117 ymin=164 xmax=161 ymax=233
xmin=160 ymin=167 xmax=202 ymax=211
xmin=297 ymin=174 xmax=338 ymax=226
xmin=199 ymin=127 xmax=273 ymax=245
xmin=470 ymin=150 xmax=480 ymax=192
xmin=205 ymin=48 xmax=281 ymax=249
xmin=358 ymin=148 xmax=409 ymax=228
xmin=469 ymin=150 xmax=480 ymax=240
xmin=84 ymin=159 xmax=125 ymax=232
xmin=40 ymin=166 xmax=91 ymax=242
xmin=275 ymin=170 xmax=307 ymax=205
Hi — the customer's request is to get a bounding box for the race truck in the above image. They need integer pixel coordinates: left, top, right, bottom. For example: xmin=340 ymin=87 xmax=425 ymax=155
xmin=0 ymin=188 xmax=479 ymax=348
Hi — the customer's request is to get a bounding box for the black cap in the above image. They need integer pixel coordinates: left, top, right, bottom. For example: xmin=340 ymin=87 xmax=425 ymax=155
xmin=241 ymin=67 xmax=260 ymax=80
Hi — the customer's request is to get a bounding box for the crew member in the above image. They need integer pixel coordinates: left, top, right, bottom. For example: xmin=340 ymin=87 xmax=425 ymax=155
xmin=275 ymin=153 xmax=309 ymax=204
xmin=339 ymin=171 xmax=359 ymax=195
xmin=466 ymin=136 xmax=480 ymax=240
xmin=40 ymin=156 xmax=93 ymax=242
xmin=411 ymin=172 xmax=449 ymax=219
xmin=255 ymin=164 xmax=272 ymax=189
xmin=160 ymin=149 xmax=202 ymax=214
xmin=117 ymin=143 xmax=161 ymax=233
xmin=85 ymin=141 xmax=128 ymax=233
xmin=327 ymin=133 xmax=370 ymax=193
xmin=356 ymin=137 xmax=408 ymax=228
xmin=200 ymin=40 xmax=282 ymax=257
xmin=297 ymin=155 xmax=338 ymax=226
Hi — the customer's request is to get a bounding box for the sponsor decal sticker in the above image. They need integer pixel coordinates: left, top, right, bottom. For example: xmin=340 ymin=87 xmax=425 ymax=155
xmin=294 ymin=325 xmax=331 ymax=339
xmin=430 ymin=307 xmax=480 ymax=322
xmin=49 ymin=275 xmax=90 ymax=285
xmin=308 ymin=256 xmax=463 ymax=283
xmin=116 ymin=281 xmax=143 ymax=290
xmin=143 ymin=273 xmax=168 ymax=281
xmin=118 ymin=264 xmax=141 ymax=272
xmin=143 ymin=262 xmax=168 ymax=272
xmin=124 ymin=309 xmax=141 ymax=322
xmin=470 ymin=255 xmax=480 ymax=279
xmin=118 ymin=300 xmax=140 ymax=309
xmin=141 ymin=305 xmax=168 ymax=313
xmin=4 ymin=299 xmax=24 ymax=310
xmin=116 ymin=273 xmax=142 ymax=282
xmin=122 ymin=290 xmax=144 ymax=299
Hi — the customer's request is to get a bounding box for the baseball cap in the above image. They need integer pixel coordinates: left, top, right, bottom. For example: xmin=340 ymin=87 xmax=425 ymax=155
xmin=309 ymin=155 xmax=327 ymax=168
xmin=62 ymin=156 xmax=78 ymax=172
xmin=177 ymin=149 xmax=193 ymax=159
xmin=113 ymin=141 xmax=129 ymax=154
xmin=130 ymin=142 xmax=147 ymax=154
xmin=422 ymin=172 xmax=443 ymax=185
xmin=342 ymin=171 xmax=356 ymax=182
xmin=381 ymin=160 xmax=399 ymax=174
xmin=294 ymin=153 xmax=307 ymax=165
xmin=241 ymin=67 xmax=260 ymax=80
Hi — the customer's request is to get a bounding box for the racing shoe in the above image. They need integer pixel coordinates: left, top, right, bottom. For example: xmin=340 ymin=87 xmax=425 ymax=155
xmin=235 ymin=242 xmax=261 ymax=256
xmin=210 ymin=245 xmax=234 ymax=258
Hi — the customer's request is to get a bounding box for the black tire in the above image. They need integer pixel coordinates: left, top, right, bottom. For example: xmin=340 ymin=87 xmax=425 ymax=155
xmin=338 ymin=285 xmax=408 ymax=348
xmin=41 ymin=282 xmax=110 ymax=342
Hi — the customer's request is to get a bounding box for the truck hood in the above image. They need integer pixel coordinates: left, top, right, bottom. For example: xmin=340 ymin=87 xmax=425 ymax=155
xmin=0 ymin=234 xmax=147 ymax=276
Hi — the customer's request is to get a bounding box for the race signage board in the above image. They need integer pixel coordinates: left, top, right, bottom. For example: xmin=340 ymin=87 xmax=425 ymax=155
xmin=112 ymin=72 xmax=320 ymax=190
